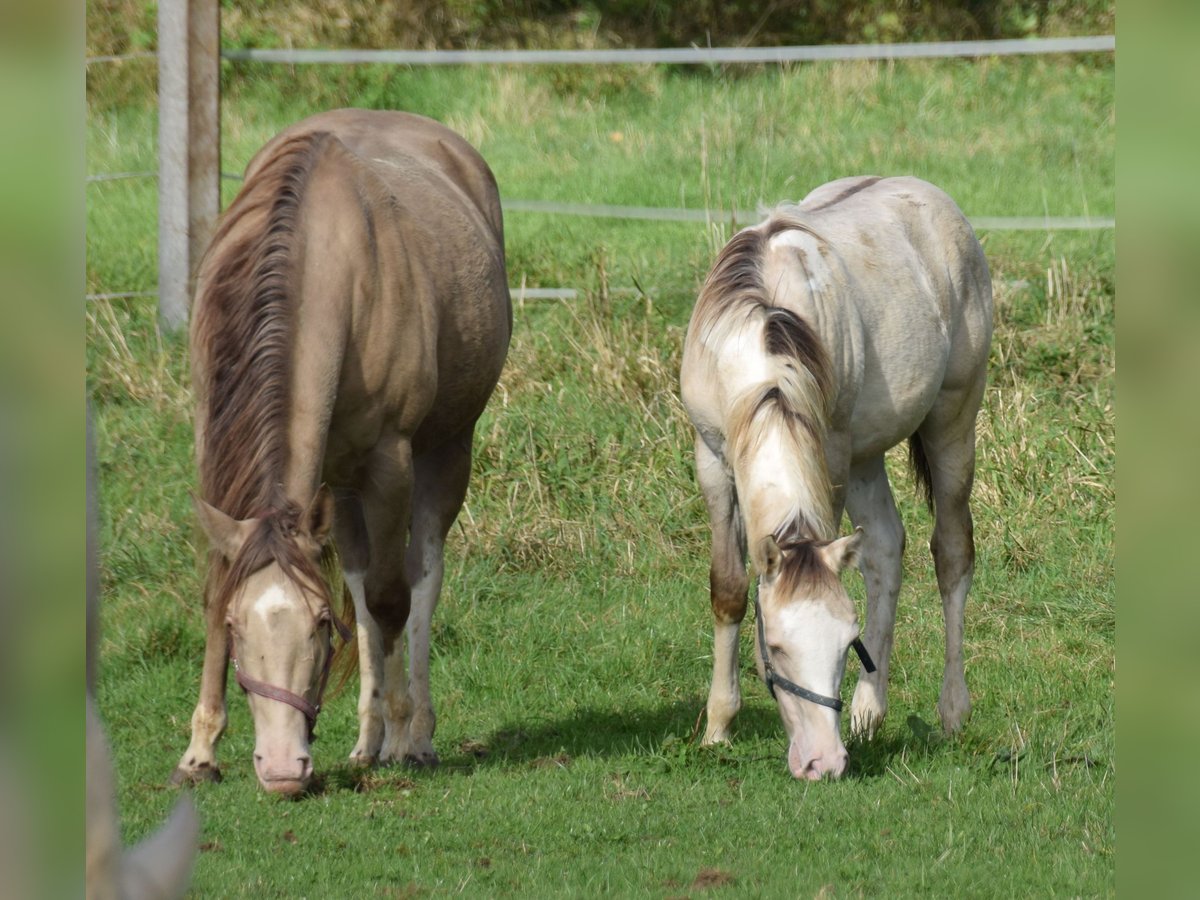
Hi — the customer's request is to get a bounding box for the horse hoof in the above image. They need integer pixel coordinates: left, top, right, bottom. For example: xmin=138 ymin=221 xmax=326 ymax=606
xmin=170 ymin=763 xmax=222 ymax=786
xmin=348 ymin=753 xmax=378 ymax=769
xmin=404 ymin=751 xmax=439 ymax=769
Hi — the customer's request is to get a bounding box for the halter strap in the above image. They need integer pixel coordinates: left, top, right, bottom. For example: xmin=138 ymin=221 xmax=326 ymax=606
xmin=228 ymin=612 xmax=353 ymax=742
xmin=754 ymin=590 xmax=876 ymax=712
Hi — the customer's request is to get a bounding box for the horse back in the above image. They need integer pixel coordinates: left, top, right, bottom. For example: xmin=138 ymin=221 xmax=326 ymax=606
xmin=196 ymin=111 xmax=511 ymax=499
xmin=768 ymin=176 xmax=992 ymax=442
xmin=296 ymin=113 xmax=511 ymax=457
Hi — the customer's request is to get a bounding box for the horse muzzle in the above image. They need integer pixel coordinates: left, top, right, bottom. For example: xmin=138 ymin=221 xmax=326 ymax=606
xmin=787 ymin=736 xmax=848 ymax=780
xmin=254 ymin=748 xmax=313 ymax=795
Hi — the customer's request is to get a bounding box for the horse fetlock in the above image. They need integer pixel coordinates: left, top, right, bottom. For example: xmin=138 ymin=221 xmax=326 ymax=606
xmin=379 ymin=716 xmax=412 ymax=764
xmin=404 ymin=752 xmax=440 ymax=769
xmin=188 ymin=704 xmax=226 ymax=744
xmin=850 ymin=682 xmax=887 ymax=738
xmin=938 ymin=677 xmax=971 ymax=733
xmin=701 ymin=724 xmax=733 ymax=746
xmin=348 ymin=748 xmax=379 ymax=768
xmin=402 ymin=738 xmax=439 ymax=769
xmin=350 ymin=712 xmax=385 ymax=765
xmin=703 ymin=698 xmax=739 ymax=745
xmin=384 ymin=700 xmax=413 ymax=734
xmin=407 ymin=704 xmax=436 ymax=742
xmin=169 ymin=760 xmax=222 ymax=786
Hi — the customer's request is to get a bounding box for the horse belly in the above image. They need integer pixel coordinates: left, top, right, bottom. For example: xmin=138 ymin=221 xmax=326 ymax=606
xmin=845 ymin=334 xmax=949 ymax=463
xmin=847 ymin=395 xmax=935 ymax=463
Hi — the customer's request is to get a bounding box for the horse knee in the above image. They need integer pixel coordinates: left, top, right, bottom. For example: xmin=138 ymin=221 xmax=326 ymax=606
xmin=365 ymin=577 xmax=411 ymax=641
xmin=709 ymin=570 xmax=748 ymax=624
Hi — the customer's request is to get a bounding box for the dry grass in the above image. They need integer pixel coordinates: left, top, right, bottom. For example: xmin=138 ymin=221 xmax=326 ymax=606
xmin=86 ymin=297 xmax=190 ymax=416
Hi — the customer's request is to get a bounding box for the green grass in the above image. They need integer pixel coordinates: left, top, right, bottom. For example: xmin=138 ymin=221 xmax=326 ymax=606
xmin=88 ymin=57 xmax=1113 ymax=897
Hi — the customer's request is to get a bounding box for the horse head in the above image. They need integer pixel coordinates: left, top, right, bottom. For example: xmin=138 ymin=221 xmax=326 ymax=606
xmin=195 ymin=487 xmax=345 ymax=795
xmin=751 ymin=527 xmax=870 ymax=780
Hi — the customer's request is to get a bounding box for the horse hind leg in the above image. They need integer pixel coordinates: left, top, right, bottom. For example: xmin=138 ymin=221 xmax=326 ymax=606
xmin=695 ymin=435 xmax=749 ymax=746
xmin=391 ymin=434 xmax=475 ymax=768
xmin=916 ymin=410 xmax=981 ymax=735
xmin=844 ymin=456 xmax=905 ymax=738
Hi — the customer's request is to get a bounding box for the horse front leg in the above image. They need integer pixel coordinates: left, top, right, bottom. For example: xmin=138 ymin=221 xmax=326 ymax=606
xmin=695 ymin=436 xmax=748 ymax=746
xmin=172 ymin=589 xmax=229 ymax=784
xmin=357 ymin=561 xmax=413 ymax=768
xmin=345 ymin=569 xmax=386 ymax=767
xmin=356 ymin=439 xmax=415 ymax=767
xmin=844 ymin=456 xmax=905 ymax=738
xmin=328 ymin=491 xmax=385 ymax=768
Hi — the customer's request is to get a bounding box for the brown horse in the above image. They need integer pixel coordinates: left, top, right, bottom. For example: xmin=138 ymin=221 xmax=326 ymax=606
xmin=172 ymin=109 xmax=512 ymax=794
xmin=680 ymin=176 xmax=992 ymax=779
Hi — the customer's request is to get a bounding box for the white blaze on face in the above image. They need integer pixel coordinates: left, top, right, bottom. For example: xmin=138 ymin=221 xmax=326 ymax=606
xmin=250 ymin=584 xmax=291 ymax=623
xmin=236 ymin=577 xmax=319 ymax=793
xmin=770 ymin=601 xmax=856 ymax=698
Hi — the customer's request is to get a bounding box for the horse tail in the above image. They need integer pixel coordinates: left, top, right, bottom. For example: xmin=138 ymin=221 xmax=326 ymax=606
xmin=908 ymin=432 xmax=935 ymax=512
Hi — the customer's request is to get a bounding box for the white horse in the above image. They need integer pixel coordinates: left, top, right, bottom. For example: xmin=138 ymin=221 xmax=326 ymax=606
xmin=680 ymin=176 xmax=992 ymax=779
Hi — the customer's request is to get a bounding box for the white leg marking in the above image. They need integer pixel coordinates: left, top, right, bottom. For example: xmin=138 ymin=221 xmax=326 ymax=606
xmin=845 ymin=461 xmax=904 ymax=738
xmin=176 ymin=703 xmax=226 ymax=778
xmin=703 ymin=622 xmax=742 ymax=745
xmin=346 ymin=571 xmax=384 ymax=765
xmin=378 ymin=643 xmax=412 ymax=764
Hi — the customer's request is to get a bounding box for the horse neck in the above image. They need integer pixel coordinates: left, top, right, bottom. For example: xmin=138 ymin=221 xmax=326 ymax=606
xmin=731 ymin=400 xmax=836 ymax=546
xmin=193 ymin=130 xmax=342 ymax=521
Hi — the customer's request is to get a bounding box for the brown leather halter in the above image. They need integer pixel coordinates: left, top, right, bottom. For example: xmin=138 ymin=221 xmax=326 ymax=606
xmin=228 ymin=612 xmax=353 ymax=742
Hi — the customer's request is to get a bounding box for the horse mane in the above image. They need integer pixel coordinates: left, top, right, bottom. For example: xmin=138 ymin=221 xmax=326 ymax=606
xmin=190 ymin=130 xmax=337 ymax=617
xmin=769 ymin=535 xmax=842 ymax=598
xmin=695 ymin=214 xmax=837 ymax=543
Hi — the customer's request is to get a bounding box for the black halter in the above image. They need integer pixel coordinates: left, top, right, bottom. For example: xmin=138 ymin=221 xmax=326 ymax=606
xmin=754 ymin=589 xmax=876 ymax=712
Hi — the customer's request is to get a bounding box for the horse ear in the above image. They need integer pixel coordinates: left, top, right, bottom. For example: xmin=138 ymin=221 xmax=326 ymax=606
xmin=193 ymin=496 xmax=256 ymax=561
xmin=305 ymin=485 xmax=335 ymax=547
xmin=754 ymin=535 xmax=784 ymax=580
xmin=820 ymin=527 xmax=865 ymax=573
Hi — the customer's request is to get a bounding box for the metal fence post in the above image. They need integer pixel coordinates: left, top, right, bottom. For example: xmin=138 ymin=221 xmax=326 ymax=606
xmin=157 ymin=0 xmax=220 ymax=334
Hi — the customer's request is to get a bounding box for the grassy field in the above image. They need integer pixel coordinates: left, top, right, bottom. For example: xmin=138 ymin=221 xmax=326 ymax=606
xmin=87 ymin=56 xmax=1114 ymax=897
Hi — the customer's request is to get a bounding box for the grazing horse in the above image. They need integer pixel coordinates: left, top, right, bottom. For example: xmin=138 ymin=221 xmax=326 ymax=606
xmin=172 ymin=109 xmax=512 ymax=794
xmin=680 ymin=176 xmax=992 ymax=780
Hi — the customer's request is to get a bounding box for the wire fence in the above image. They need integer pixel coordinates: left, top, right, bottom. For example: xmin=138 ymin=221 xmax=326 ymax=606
xmin=87 ymin=35 xmax=1115 ymax=301
xmin=87 ymin=174 xmax=1116 ymax=232
xmin=87 ymin=35 xmax=1114 ymax=67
